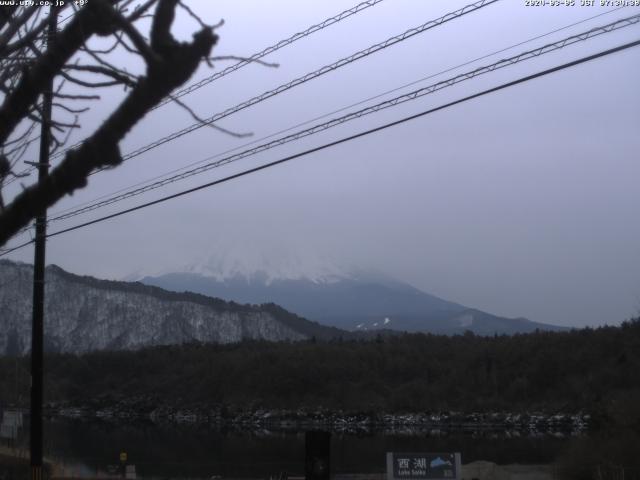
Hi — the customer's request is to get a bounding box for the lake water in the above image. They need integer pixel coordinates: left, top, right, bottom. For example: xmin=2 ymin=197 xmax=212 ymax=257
xmin=27 ymin=418 xmax=579 ymax=478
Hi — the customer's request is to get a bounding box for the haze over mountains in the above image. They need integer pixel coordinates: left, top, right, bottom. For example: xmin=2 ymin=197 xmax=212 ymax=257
xmin=0 ymin=249 xmax=565 ymax=356
xmin=140 ymin=252 xmax=565 ymax=336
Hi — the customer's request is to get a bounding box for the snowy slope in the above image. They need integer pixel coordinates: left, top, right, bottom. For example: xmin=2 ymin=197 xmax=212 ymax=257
xmin=0 ymin=260 xmax=342 ymax=355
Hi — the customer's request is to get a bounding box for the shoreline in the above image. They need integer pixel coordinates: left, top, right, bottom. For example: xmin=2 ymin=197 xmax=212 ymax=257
xmin=31 ymin=402 xmax=591 ymax=435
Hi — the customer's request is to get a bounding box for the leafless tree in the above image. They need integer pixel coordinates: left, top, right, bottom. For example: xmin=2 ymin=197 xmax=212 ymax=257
xmin=0 ymin=0 xmax=221 ymax=247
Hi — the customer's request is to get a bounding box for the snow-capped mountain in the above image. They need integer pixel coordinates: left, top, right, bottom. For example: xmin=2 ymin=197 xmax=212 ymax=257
xmin=181 ymin=248 xmax=351 ymax=285
xmin=140 ymin=254 xmax=566 ymax=336
xmin=0 ymin=260 xmax=343 ymax=355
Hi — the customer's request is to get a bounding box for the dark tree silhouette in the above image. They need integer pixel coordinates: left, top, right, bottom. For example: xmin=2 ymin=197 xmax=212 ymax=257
xmin=0 ymin=0 xmax=220 ymax=247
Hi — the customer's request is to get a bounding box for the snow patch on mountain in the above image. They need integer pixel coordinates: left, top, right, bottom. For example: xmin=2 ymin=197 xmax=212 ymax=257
xmin=458 ymin=313 xmax=474 ymax=328
xmin=145 ymin=240 xmax=357 ymax=286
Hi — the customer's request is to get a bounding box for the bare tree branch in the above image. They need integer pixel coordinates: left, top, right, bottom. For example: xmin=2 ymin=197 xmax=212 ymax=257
xmin=0 ymin=10 xmax=49 ymax=56
xmin=53 ymin=92 xmax=101 ymax=100
xmin=170 ymin=94 xmax=252 ymax=139
xmin=52 ymin=102 xmax=91 ymax=114
xmin=126 ymin=0 xmax=158 ymax=23
xmin=210 ymin=55 xmax=279 ymax=68
xmin=0 ymin=5 xmax=38 ymax=54
xmin=0 ymin=0 xmax=121 ymax=145
xmin=59 ymin=69 xmax=132 ymax=89
xmin=0 ymin=0 xmax=219 ymax=246
xmin=112 ymin=9 xmax=161 ymax=64
xmin=178 ymin=1 xmax=212 ymax=30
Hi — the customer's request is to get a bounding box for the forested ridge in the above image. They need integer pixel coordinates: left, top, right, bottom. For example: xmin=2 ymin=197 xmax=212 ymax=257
xmin=1 ymin=319 xmax=638 ymax=418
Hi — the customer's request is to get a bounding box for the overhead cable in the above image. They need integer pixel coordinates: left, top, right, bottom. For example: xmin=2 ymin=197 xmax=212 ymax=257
xmin=2 ymin=37 xmax=639 ymax=258
xmin=50 ymin=0 xmax=499 ymax=167
xmin=45 ymin=14 xmax=640 ymax=225
xmin=154 ymin=0 xmax=388 ymax=109
xmin=45 ymin=0 xmax=387 ymax=164
xmin=45 ymin=5 xmax=628 ymax=218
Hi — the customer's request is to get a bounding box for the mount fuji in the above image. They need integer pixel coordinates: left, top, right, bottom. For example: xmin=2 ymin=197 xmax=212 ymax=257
xmin=140 ymin=252 xmax=565 ymax=336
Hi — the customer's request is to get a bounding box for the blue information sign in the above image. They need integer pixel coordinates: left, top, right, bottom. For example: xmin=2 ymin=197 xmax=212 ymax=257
xmin=386 ymin=452 xmax=461 ymax=480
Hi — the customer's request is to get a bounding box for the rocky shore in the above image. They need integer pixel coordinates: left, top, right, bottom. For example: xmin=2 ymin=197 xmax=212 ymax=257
xmin=40 ymin=395 xmax=589 ymax=435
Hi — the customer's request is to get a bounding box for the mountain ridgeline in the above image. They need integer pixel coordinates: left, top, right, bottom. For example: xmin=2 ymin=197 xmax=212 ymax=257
xmin=0 ymin=257 xmax=565 ymax=356
xmin=140 ymin=269 xmax=565 ymax=335
xmin=0 ymin=260 xmax=343 ymax=355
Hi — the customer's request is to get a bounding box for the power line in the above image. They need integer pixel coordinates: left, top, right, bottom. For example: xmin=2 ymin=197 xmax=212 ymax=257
xmin=154 ymin=0 xmax=387 ymax=110
xmin=45 ymin=0 xmax=390 ymax=164
xmin=122 ymin=0 xmax=499 ymax=161
xmin=46 ymin=5 xmax=627 ymax=219
xmin=0 ymin=239 xmax=33 ymax=257
xmin=11 ymin=0 xmax=388 ymax=182
xmin=44 ymin=13 xmax=640 ymax=225
xmin=66 ymin=0 xmax=500 ymax=172
xmin=3 ymin=37 xmax=638 ymax=258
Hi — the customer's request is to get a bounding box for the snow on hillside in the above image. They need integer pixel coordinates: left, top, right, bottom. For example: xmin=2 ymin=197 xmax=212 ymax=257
xmin=143 ymin=240 xmax=356 ymax=286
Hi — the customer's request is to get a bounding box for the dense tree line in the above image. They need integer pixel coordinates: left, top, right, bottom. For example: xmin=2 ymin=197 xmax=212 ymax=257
xmin=1 ymin=319 xmax=639 ymax=417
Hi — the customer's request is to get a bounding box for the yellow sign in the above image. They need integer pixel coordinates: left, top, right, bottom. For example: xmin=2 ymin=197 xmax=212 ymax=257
xmin=120 ymin=452 xmax=127 ymax=463
xmin=31 ymin=466 xmax=42 ymax=480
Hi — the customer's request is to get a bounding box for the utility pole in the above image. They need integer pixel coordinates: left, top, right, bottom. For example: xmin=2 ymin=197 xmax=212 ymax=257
xmin=30 ymin=7 xmax=57 ymax=480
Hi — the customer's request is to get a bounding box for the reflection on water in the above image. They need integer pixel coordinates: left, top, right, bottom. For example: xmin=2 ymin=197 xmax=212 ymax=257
xmin=32 ymin=418 xmax=579 ymax=478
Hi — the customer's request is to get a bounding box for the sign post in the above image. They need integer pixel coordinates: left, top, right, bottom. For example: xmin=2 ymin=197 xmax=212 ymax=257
xmin=305 ymin=431 xmax=330 ymax=480
xmin=386 ymin=453 xmax=461 ymax=480
xmin=120 ymin=451 xmax=127 ymax=479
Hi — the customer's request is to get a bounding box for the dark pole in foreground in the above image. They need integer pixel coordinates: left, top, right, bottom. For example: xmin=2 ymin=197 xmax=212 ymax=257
xmin=305 ymin=431 xmax=331 ymax=480
xmin=30 ymin=7 xmax=56 ymax=480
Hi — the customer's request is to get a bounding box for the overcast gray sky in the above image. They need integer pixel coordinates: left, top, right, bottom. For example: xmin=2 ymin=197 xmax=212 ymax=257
xmin=4 ymin=0 xmax=640 ymax=328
